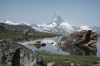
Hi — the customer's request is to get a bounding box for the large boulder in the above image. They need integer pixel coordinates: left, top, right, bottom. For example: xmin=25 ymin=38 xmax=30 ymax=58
xmin=0 ymin=40 xmax=35 ymax=66
xmin=60 ymin=30 xmax=97 ymax=55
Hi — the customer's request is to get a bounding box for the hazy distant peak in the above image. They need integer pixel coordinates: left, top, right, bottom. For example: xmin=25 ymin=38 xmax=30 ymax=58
xmin=0 ymin=20 xmax=30 ymax=26
xmin=80 ymin=26 xmax=92 ymax=30
xmin=49 ymin=12 xmax=63 ymax=25
xmin=21 ymin=21 xmax=30 ymax=26
xmin=54 ymin=11 xmax=61 ymax=16
xmin=3 ymin=20 xmax=22 ymax=25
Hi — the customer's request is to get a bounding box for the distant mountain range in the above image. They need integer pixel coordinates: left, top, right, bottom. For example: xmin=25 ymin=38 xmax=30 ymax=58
xmin=0 ymin=13 xmax=100 ymax=35
xmin=31 ymin=13 xmax=75 ymax=35
xmin=0 ymin=21 xmax=35 ymax=32
xmin=31 ymin=12 xmax=100 ymax=35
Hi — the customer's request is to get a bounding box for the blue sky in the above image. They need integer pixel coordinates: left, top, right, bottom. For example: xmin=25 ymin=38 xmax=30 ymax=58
xmin=0 ymin=0 xmax=100 ymax=26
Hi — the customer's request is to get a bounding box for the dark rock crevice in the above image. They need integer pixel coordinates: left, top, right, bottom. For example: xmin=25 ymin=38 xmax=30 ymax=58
xmin=11 ymin=49 xmax=20 ymax=66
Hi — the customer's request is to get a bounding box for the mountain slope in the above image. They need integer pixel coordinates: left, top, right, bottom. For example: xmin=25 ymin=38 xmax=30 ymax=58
xmin=0 ymin=20 xmax=30 ymax=26
xmin=0 ymin=21 xmax=35 ymax=32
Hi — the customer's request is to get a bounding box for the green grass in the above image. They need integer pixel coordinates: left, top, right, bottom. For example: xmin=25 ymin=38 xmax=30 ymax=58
xmin=0 ymin=29 xmax=21 ymax=40
xmin=0 ymin=29 xmax=59 ymax=41
xmin=28 ymin=31 xmax=60 ymax=39
xmin=35 ymin=50 xmax=99 ymax=66
xmin=98 ymin=34 xmax=100 ymax=38
xmin=35 ymin=50 xmax=66 ymax=63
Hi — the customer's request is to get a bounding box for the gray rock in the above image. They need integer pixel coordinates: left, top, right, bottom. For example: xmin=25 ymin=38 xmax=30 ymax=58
xmin=0 ymin=40 xmax=35 ymax=66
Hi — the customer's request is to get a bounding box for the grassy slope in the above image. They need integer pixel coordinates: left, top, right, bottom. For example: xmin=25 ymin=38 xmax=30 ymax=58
xmin=0 ymin=29 xmax=59 ymax=41
xmin=35 ymin=51 xmax=99 ymax=66
xmin=0 ymin=29 xmax=21 ymax=40
xmin=98 ymin=34 xmax=100 ymax=38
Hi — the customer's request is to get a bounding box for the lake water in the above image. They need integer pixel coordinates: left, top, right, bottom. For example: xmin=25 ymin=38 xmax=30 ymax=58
xmin=20 ymin=36 xmax=70 ymax=55
xmin=20 ymin=37 xmax=100 ymax=57
xmin=97 ymin=38 xmax=100 ymax=57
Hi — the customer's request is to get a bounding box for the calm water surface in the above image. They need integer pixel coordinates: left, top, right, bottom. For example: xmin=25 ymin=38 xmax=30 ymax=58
xmin=20 ymin=37 xmax=70 ymax=55
xmin=97 ymin=38 xmax=100 ymax=57
xmin=20 ymin=37 xmax=100 ymax=57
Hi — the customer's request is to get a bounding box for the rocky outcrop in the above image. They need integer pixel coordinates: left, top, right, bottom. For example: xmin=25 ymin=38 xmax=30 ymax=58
xmin=0 ymin=40 xmax=35 ymax=66
xmin=33 ymin=41 xmax=46 ymax=48
xmin=60 ymin=30 xmax=97 ymax=55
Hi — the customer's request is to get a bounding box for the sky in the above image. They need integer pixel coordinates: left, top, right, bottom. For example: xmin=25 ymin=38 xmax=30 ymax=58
xmin=0 ymin=0 xmax=100 ymax=26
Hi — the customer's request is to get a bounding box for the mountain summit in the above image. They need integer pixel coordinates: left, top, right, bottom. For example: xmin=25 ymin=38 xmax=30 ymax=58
xmin=50 ymin=12 xmax=64 ymax=25
xmin=32 ymin=12 xmax=75 ymax=35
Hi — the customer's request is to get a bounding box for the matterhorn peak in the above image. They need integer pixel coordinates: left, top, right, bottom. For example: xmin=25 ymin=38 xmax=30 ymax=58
xmin=32 ymin=12 xmax=75 ymax=35
xmin=51 ymin=12 xmax=64 ymax=24
xmin=54 ymin=11 xmax=60 ymax=17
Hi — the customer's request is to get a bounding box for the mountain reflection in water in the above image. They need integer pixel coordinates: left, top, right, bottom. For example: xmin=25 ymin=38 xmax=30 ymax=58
xmin=20 ymin=37 xmax=100 ymax=57
xmin=21 ymin=37 xmax=70 ymax=55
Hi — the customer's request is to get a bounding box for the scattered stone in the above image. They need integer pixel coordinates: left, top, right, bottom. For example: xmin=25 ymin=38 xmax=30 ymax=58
xmin=33 ymin=41 xmax=46 ymax=48
xmin=70 ymin=61 xmax=75 ymax=66
xmin=47 ymin=62 xmax=55 ymax=66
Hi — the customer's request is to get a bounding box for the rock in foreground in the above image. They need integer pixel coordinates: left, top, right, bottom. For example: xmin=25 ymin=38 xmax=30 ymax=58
xmin=0 ymin=40 xmax=35 ymax=66
xmin=60 ymin=30 xmax=97 ymax=55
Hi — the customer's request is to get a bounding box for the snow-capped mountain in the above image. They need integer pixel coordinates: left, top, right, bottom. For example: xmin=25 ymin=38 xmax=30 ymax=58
xmin=0 ymin=20 xmax=35 ymax=32
xmin=91 ymin=26 xmax=100 ymax=34
xmin=77 ymin=26 xmax=92 ymax=31
xmin=80 ymin=26 xmax=92 ymax=30
xmin=0 ymin=13 xmax=99 ymax=35
xmin=0 ymin=20 xmax=30 ymax=26
xmin=31 ymin=12 xmax=100 ymax=35
xmin=32 ymin=12 xmax=75 ymax=35
xmin=78 ymin=26 xmax=100 ymax=34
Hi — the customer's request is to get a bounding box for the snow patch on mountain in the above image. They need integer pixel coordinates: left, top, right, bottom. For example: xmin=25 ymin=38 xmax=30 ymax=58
xmin=80 ymin=26 xmax=92 ymax=30
xmin=5 ymin=20 xmax=22 ymax=25
xmin=60 ymin=21 xmax=74 ymax=31
xmin=38 ymin=22 xmax=57 ymax=28
xmin=21 ymin=21 xmax=31 ymax=26
xmin=0 ymin=20 xmax=30 ymax=26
